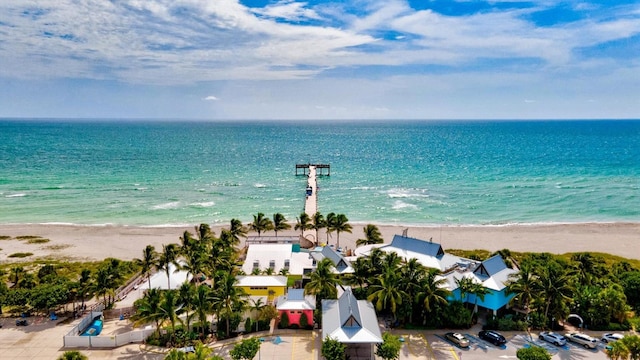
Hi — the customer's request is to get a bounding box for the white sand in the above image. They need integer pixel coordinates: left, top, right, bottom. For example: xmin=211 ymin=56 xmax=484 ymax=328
xmin=1 ymin=222 xmax=639 ymax=263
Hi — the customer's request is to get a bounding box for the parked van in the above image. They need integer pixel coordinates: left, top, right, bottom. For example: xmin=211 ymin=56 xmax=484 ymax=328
xmin=566 ymin=333 xmax=598 ymax=349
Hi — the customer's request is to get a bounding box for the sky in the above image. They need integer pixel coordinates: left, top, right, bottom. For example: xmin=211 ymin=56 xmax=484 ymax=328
xmin=0 ymin=0 xmax=639 ymax=120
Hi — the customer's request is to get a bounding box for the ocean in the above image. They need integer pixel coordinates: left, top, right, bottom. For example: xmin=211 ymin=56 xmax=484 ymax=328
xmin=1 ymin=119 xmax=638 ymax=226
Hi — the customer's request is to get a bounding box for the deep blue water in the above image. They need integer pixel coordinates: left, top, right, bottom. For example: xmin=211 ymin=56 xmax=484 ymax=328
xmin=1 ymin=119 xmax=638 ymax=226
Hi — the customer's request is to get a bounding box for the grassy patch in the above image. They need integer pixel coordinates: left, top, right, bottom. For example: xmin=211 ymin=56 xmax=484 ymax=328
xmin=8 ymin=252 xmax=34 ymax=258
xmin=287 ymin=274 xmax=302 ymax=287
xmin=0 ymin=235 xmax=12 ymax=240
xmin=43 ymin=244 xmax=72 ymax=251
xmin=26 ymin=238 xmax=50 ymax=244
xmin=16 ymin=235 xmax=43 ymax=240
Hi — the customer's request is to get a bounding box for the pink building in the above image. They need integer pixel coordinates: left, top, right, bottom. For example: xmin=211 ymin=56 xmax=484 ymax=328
xmin=276 ymin=289 xmax=316 ymax=328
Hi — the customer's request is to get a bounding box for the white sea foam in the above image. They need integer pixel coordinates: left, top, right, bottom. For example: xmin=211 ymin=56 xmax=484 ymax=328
xmin=392 ymin=200 xmax=419 ymax=210
xmin=254 ymin=183 xmax=267 ymax=188
xmin=6 ymin=193 xmax=27 ymax=198
xmin=152 ymin=201 xmax=181 ymax=210
xmin=190 ymin=201 xmax=215 ymax=208
xmin=386 ymin=188 xmax=429 ymax=199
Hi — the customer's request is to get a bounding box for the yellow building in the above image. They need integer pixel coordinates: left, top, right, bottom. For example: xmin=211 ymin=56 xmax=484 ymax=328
xmin=235 ymin=275 xmax=288 ymax=302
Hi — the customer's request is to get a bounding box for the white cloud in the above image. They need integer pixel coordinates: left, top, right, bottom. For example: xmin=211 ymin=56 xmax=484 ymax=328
xmin=204 ymin=95 xmax=219 ymax=101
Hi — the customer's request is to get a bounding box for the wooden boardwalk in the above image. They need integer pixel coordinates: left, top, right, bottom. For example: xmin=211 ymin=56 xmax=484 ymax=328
xmin=302 ymin=165 xmax=319 ymax=243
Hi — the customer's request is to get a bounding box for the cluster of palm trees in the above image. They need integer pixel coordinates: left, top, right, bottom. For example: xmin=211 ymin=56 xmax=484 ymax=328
xmin=131 ymin=221 xmax=258 ymax=343
xmin=303 ymin=248 xmax=451 ymax=326
xmin=294 ymin=211 xmax=352 ymax=247
xmin=506 ymin=252 xmax=632 ymax=330
xmin=3 ymin=258 xmax=129 ymax=315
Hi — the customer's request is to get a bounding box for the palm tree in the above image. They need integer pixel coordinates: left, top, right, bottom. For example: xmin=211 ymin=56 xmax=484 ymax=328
xmin=131 ymin=288 xmax=163 ymax=337
xmin=399 ymin=258 xmax=424 ymax=323
xmin=325 ymin=212 xmax=336 ymax=244
xmin=356 ymin=224 xmax=383 ymax=247
xmin=467 ymin=281 xmax=490 ymax=324
xmin=367 ymin=268 xmax=407 ymax=322
xmin=159 ymin=290 xmax=182 ymax=345
xmin=229 ymin=218 xmax=247 ymax=246
xmin=78 ymin=268 xmax=92 ymax=311
xmin=136 ymin=245 xmax=158 ymax=290
xmin=419 ymin=269 xmax=450 ymax=313
xmin=536 ymin=267 xmax=575 ymax=328
xmin=249 ymin=212 xmax=274 ymax=236
xmin=250 ymin=298 xmax=266 ymax=332
xmin=305 ymin=258 xmax=340 ymax=306
xmin=178 ymin=282 xmax=196 ymax=331
xmin=332 ymin=214 xmax=352 ymax=249
xmin=272 ymin=213 xmax=291 ymax=237
xmin=311 ymin=212 xmax=325 ymax=245
xmin=216 ymin=271 xmax=248 ymax=338
xmin=455 ymin=276 xmax=475 ymax=305
xmin=506 ymin=263 xmax=538 ymax=313
xmin=344 ymin=257 xmax=371 ymax=289
xmin=295 ymin=212 xmax=312 ymax=237
xmin=158 ymin=244 xmax=180 ymax=289
xmin=193 ymin=284 xmax=214 ymax=339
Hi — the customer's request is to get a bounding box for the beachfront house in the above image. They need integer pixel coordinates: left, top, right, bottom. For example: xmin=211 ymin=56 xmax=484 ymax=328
xmin=322 ymin=287 xmax=383 ymax=360
xmin=275 ymin=289 xmax=316 ymax=328
xmin=242 ymin=243 xmax=316 ymax=276
xmin=443 ymin=255 xmax=517 ymax=315
xmin=310 ymin=245 xmax=355 ymax=275
xmin=374 ymin=235 xmax=516 ymax=314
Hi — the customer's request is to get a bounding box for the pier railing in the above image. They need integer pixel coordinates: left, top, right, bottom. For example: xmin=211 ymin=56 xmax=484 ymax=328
xmin=295 ymin=163 xmax=330 ymax=176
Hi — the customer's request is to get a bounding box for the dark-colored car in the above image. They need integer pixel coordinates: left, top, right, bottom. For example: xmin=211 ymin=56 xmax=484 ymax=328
xmin=479 ymin=330 xmax=507 ymax=346
xmin=16 ymin=319 xmax=28 ymax=326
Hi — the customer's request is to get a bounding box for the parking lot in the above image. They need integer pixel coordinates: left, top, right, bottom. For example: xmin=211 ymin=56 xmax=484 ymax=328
xmin=0 ymin=317 xmax=613 ymax=360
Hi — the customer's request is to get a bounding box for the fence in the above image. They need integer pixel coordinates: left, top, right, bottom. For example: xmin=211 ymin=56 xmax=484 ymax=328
xmin=63 ymin=310 xmax=155 ymax=348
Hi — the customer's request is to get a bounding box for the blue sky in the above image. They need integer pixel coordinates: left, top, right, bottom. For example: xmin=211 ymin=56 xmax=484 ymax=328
xmin=0 ymin=0 xmax=638 ymax=120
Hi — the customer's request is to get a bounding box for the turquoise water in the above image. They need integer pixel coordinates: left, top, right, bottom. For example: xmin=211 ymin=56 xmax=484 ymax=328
xmin=1 ymin=119 xmax=638 ymax=226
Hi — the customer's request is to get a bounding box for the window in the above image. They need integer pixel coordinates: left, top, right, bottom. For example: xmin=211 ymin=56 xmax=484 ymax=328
xmin=269 ymin=260 xmax=275 ymax=269
xmin=284 ymin=259 xmax=290 ymax=269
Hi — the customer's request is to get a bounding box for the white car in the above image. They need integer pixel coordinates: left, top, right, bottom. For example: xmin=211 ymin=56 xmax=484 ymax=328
xmin=539 ymin=331 xmax=567 ymax=346
xmin=602 ymin=333 xmax=624 ymax=343
xmin=566 ymin=333 xmax=597 ymax=349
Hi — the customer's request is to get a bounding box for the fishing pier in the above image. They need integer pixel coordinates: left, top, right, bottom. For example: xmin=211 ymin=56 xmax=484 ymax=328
xmin=296 ymin=163 xmax=329 ymax=244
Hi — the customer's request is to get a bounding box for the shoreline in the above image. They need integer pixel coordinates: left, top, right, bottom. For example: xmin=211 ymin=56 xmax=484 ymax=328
xmin=1 ymin=222 xmax=639 ymax=263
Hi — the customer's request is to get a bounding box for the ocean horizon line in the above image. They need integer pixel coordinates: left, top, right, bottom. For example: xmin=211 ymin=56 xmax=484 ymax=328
xmin=1 ymin=220 xmax=639 ymax=229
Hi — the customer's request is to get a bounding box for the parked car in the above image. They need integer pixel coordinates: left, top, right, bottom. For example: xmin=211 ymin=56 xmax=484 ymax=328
xmin=566 ymin=333 xmax=597 ymax=349
xmin=15 ymin=319 xmax=28 ymax=326
xmin=445 ymin=332 xmax=470 ymax=348
xmin=602 ymin=333 xmax=624 ymax=343
xmin=539 ymin=331 xmax=566 ymax=346
xmin=479 ymin=330 xmax=507 ymax=346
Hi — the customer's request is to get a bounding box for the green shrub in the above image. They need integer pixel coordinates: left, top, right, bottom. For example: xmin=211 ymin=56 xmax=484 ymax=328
xmin=300 ymin=311 xmax=312 ymax=330
xmin=279 ymin=311 xmax=290 ymax=328
xmin=16 ymin=235 xmax=42 ymax=240
xmin=27 ymin=238 xmax=50 ymax=244
xmin=0 ymin=235 xmax=12 ymax=240
xmin=8 ymin=252 xmax=33 ymax=258
xmin=245 ymin=318 xmax=253 ymax=333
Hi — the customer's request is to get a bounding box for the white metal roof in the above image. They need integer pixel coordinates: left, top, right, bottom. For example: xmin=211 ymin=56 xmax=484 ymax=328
xmin=322 ymin=287 xmax=383 ymax=344
xmin=242 ymin=244 xmax=315 ymax=275
xmin=236 ymin=275 xmax=288 ymax=287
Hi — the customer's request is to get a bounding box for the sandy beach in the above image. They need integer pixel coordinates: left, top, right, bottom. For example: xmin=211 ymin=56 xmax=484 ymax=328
xmin=1 ymin=222 xmax=639 ymax=263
